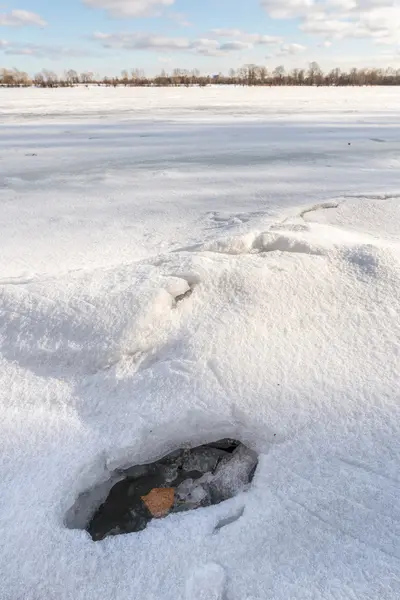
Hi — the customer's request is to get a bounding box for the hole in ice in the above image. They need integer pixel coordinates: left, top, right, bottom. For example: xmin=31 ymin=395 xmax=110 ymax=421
xmin=66 ymin=439 xmax=258 ymax=542
xmin=174 ymin=286 xmax=194 ymax=304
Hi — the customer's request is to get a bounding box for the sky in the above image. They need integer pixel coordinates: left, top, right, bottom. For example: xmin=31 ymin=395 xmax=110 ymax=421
xmin=0 ymin=0 xmax=399 ymax=75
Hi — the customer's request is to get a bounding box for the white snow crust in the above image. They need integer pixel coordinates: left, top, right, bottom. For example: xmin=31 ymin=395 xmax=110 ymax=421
xmin=0 ymin=86 xmax=399 ymax=600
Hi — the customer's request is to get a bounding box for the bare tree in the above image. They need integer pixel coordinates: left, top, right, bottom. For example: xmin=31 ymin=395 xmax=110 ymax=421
xmin=31 ymin=70 xmax=57 ymax=87
xmin=273 ymin=65 xmax=285 ymax=84
xmin=65 ymin=69 xmax=79 ymax=85
xmin=0 ymin=68 xmax=30 ymax=86
xmin=259 ymin=66 xmax=268 ymax=84
xmin=80 ymin=72 xmax=94 ymax=84
xmin=33 ymin=72 xmax=45 ymax=87
xmin=307 ymin=62 xmax=323 ymax=85
xmin=3 ymin=61 xmax=400 ymax=89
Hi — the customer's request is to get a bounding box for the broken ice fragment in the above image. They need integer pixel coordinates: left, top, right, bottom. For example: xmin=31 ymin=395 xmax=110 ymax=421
xmin=208 ymin=444 xmax=258 ymax=504
xmin=182 ymin=447 xmax=227 ymax=474
xmin=141 ymin=488 xmax=175 ymax=517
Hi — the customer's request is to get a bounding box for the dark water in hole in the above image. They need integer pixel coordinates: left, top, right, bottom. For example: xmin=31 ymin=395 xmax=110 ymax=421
xmin=87 ymin=439 xmax=258 ymax=541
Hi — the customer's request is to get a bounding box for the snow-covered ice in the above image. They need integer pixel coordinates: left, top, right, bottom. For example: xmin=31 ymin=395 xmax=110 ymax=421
xmin=0 ymin=86 xmax=399 ymax=600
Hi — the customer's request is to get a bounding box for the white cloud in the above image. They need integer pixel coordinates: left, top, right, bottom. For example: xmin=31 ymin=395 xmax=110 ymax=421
xmin=92 ymin=32 xmax=270 ymax=56
xmin=358 ymin=6 xmax=400 ymax=35
xmin=190 ymin=38 xmax=220 ymax=50
xmin=0 ymin=9 xmax=47 ymax=27
xmin=211 ymin=28 xmax=247 ymax=38
xmin=326 ymin=0 xmax=355 ymax=9
xmin=264 ymin=41 xmax=307 ymax=61
xmin=92 ymin=32 xmax=111 ymax=40
xmin=4 ymin=47 xmax=36 ymax=56
xmin=1 ymin=42 xmax=92 ymax=58
xmin=83 ymin=0 xmax=175 ymax=18
xmin=219 ymin=41 xmax=253 ymax=51
xmin=190 ymin=38 xmax=223 ymax=56
xmin=93 ymin=32 xmax=191 ymax=50
xmin=210 ymin=29 xmax=282 ymax=45
xmin=260 ymin=0 xmax=314 ymax=19
xmin=261 ymin=0 xmax=400 ymax=48
xmin=276 ymin=42 xmax=307 ymax=55
xmin=300 ymin=5 xmax=400 ymax=44
xmin=301 ymin=17 xmax=352 ymax=36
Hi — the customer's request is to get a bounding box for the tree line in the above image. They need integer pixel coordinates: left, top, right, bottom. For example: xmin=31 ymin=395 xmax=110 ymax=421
xmin=2 ymin=63 xmax=400 ymax=87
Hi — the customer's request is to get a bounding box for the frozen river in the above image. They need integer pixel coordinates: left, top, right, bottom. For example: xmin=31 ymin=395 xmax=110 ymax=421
xmin=0 ymin=86 xmax=399 ymax=600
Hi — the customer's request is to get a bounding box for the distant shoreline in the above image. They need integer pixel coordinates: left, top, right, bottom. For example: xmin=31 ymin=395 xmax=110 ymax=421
xmin=2 ymin=64 xmax=400 ymax=88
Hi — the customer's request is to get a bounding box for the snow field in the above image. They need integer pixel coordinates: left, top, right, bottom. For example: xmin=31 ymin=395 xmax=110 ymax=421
xmin=0 ymin=87 xmax=399 ymax=600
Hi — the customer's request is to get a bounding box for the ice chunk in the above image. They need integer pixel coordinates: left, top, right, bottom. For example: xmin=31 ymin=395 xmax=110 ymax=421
xmin=182 ymin=447 xmax=228 ymax=474
xmin=208 ymin=444 xmax=258 ymax=504
xmin=175 ymin=478 xmax=209 ymax=511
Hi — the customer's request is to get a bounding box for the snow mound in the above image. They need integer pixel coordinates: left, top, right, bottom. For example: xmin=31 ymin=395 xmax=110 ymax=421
xmin=185 ymin=230 xmax=326 ymax=256
xmin=1 ymin=196 xmax=399 ymax=599
xmin=253 ymin=231 xmax=324 ymax=255
xmin=303 ymin=194 xmax=400 ymax=241
xmin=0 ymin=266 xmax=192 ymax=375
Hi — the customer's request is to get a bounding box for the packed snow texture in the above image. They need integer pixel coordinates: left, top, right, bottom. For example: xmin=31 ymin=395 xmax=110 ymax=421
xmin=0 ymin=87 xmax=399 ymax=600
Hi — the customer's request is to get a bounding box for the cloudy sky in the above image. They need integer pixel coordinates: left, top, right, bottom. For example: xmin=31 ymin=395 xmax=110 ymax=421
xmin=1 ymin=0 xmax=399 ymax=75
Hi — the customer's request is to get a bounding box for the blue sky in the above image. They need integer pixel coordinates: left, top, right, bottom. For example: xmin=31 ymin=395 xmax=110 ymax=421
xmin=1 ymin=0 xmax=399 ymax=75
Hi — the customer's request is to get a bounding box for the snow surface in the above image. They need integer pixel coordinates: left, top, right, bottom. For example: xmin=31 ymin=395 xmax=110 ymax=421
xmin=0 ymin=86 xmax=399 ymax=600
